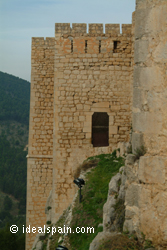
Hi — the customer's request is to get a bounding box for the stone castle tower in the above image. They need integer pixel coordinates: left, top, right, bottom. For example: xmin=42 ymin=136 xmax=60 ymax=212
xmin=26 ymin=22 xmax=133 ymax=249
xmin=26 ymin=0 xmax=167 ymax=248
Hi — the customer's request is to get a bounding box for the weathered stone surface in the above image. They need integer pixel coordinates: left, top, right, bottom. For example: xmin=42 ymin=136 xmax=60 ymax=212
xmin=125 ymin=184 xmax=139 ymax=207
xmin=118 ymin=185 xmax=126 ymax=200
xmin=103 ymin=170 xmax=127 ymax=233
xmin=45 ymin=190 xmax=53 ymax=222
xmin=116 ymin=142 xmax=130 ymax=157
xmin=124 ymin=165 xmax=137 ymax=185
xmin=31 ymin=233 xmax=44 ymax=250
xmin=125 ymin=154 xmax=136 ymax=165
xmin=133 ymin=112 xmax=162 ymax=134
xmin=125 ymin=158 xmax=167 ymax=244
xmin=138 ymin=156 xmax=167 ymax=184
xmin=103 ymin=197 xmax=116 ymax=232
xmin=134 ymin=8 xmax=150 ymax=39
xmin=126 ymin=0 xmax=167 ymax=247
xmin=132 ymin=132 xmax=143 ymax=154
xmin=103 ymin=173 xmax=122 ymax=232
xmin=89 ymin=232 xmax=118 ymax=250
xmin=35 ymin=240 xmax=43 ymax=250
xmin=108 ymin=173 xmax=121 ymax=195
xmin=123 ymin=219 xmax=134 ymax=233
xmin=134 ymin=40 xmax=149 ymax=63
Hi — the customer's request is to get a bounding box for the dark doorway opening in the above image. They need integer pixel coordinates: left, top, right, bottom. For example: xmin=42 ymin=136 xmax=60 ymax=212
xmin=92 ymin=112 xmax=109 ymax=147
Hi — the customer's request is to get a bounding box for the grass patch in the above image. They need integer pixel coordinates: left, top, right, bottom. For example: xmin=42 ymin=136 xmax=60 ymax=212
xmin=68 ymin=151 xmax=124 ymax=250
xmin=73 ymin=158 xmax=100 ymax=179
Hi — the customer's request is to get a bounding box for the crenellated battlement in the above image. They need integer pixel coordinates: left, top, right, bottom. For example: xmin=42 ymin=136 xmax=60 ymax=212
xmin=122 ymin=24 xmax=132 ymax=34
xmin=72 ymin=23 xmax=87 ymax=33
xmin=89 ymin=23 xmax=103 ymax=34
xmin=105 ymin=24 xmax=120 ymax=35
xmin=55 ymin=23 xmax=132 ymax=36
xmin=32 ymin=37 xmax=55 ymax=46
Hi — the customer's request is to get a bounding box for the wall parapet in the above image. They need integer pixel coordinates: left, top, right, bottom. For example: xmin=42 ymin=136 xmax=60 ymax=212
xmin=55 ymin=23 xmax=132 ymax=36
xmin=32 ymin=37 xmax=55 ymax=46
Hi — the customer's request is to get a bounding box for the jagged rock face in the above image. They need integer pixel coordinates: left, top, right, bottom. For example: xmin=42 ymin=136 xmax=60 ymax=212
xmin=103 ymin=171 xmax=127 ymax=233
xmin=103 ymin=173 xmax=121 ymax=232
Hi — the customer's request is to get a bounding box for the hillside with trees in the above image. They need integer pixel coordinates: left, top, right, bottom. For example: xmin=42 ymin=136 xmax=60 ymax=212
xmin=0 ymin=71 xmax=30 ymax=125
xmin=0 ymin=71 xmax=30 ymax=249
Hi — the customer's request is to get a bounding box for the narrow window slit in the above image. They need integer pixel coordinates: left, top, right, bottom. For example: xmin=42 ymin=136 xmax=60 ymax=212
xmin=71 ymin=40 xmax=73 ymax=53
xmin=114 ymin=41 xmax=118 ymax=50
xmin=85 ymin=40 xmax=87 ymax=53
xmin=99 ymin=40 xmax=101 ymax=53
xmin=113 ymin=41 xmax=120 ymax=53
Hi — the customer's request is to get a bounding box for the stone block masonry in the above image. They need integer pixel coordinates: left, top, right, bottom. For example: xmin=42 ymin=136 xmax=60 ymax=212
xmin=26 ymin=38 xmax=54 ymax=250
xmin=26 ymin=23 xmax=133 ymax=249
xmin=53 ymin=22 xmax=132 ymax=222
xmin=124 ymin=0 xmax=167 ymax=247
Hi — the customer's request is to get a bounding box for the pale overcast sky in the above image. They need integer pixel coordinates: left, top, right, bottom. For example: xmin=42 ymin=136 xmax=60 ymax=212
xmin=0 ymin=0 xmax=135 ymax=81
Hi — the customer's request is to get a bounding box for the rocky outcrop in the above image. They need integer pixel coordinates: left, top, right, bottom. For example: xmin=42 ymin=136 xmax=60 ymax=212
xmin=45 ymin=190 xmax=53 ymax=223
xmin=31 ymin=234 xmax=44 ymax=250
xmin=89 ymin=231 xmax=119 ymax=250
xmin=103 ymin=169 xmax=126 ymax=233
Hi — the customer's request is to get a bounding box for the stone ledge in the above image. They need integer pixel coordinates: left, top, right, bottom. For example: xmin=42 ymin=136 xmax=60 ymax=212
xmin=26 ymin=155 xmax=53 ymax=159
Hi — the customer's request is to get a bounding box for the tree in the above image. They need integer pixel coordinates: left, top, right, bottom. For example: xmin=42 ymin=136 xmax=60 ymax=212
xmin=4 ymin=196 xmax=13 ymax=211
xmin=0 ymin=223 xmax=18 ymax=250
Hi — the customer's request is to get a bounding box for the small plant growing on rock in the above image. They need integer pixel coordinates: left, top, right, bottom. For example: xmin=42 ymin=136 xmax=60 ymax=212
xmin=114 ymin=193 xmax=118 ymax=199
xmin=127 ymin=144 xmax=132 ymax=154
xmin=144 ymin=239 xmax=154 ymax=249
xmin=98 ymin=233 xmax=141 ymax=250
xmin=134 ymin=145 xmax=147 ymax=160
xmin=46 ymin=220 xmax=51 ymax=225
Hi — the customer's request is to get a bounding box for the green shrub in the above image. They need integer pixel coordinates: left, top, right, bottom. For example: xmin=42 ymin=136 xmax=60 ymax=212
xmin=46 ymin=220 xmax=51 ymax=225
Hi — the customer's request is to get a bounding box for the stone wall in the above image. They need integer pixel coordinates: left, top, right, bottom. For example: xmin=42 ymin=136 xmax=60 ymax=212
xmin=27 ymin=1 xmax=167 ymax=248
xmin=26 ymin=38 xmax=54 ymax=250
xmin=52 ymin=23 xmax=133 ymax=223
xmin=124 ymin=0 xmax=167 ymax=247
xmin=27 ymin=23 xmax=133 ymax=249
